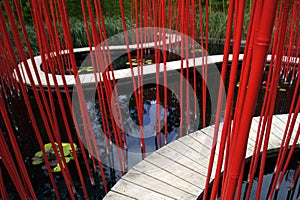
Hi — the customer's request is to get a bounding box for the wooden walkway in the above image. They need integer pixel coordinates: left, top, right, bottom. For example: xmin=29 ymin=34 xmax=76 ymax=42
xmin=103 ymin=114 xmax=300 ymax=200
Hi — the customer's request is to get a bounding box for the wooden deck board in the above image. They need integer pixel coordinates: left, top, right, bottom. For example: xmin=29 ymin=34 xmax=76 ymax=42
xmin=133 ymin=160 xmax=201 ymax=195
xmin=156 ymin=145 xmax=208 ymax=176
xmin=168 ymin=138 xmax=211 ymax=163
xmin=103 ymin=191 xmax=136 ymax=200
xmin=122 ymin=169 xmax=197 ymax=199
xmin=145 ymin=152 xmax=207 ymax=188
xmin=111 ymin=179 xmax=174 ymax=200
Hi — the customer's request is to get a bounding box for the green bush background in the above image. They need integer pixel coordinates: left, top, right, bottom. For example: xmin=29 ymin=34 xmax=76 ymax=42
xmin=15 ymin=0 xmax=250 ymax=55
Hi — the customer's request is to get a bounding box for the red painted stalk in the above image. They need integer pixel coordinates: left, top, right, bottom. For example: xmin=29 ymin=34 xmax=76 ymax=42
xmin=222 ymin=0 xmax=278 ymax=198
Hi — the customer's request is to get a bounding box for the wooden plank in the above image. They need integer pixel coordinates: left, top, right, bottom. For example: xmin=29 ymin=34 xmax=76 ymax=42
xmin=272 ymin=115 xmax=289 ymax=132
xmin=167 ymin=139 xmax=222 ymax=179
xmin=110 ymin=179 xmax=173 ymax=200
xmin=270 ymin=115 xmax=297 ymax=144
xmin=133 ymin=159 xmax=201 ymax=194
xmin=274 ymin=114 xmax=299 ymax=138
xmin=169 ymin=138 xmax=211 ymax=162
xmin=103 ymin=191 xmax=136 ymax=200
xmin=250 ymin=118 xmax=281 ymax=149
xmin=247 ymin=127 xmax=258 ymax=148
xmin=199 ymin=125 xmax=217 ymax=138
xmin=122 ymin=169 xmax=197 ymax=199
xmin=177 ymin=135 xmax=211 ymax=154
xmin=157 ymin=145 xmax=208 ymax=175
xmin=145 ymin=152 xmax=206 ymax=188
xmin=188 ymin=130 xmax=215 ymax=150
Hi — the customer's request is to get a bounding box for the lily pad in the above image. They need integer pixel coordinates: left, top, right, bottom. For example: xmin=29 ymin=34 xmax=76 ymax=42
xmin=85 ymin=66 xmax=94 ymax=72
xmin=44 ymin=143 xmax=57 ymax=152
xmin=32 ymin=142 xmax=78 ymax=171
xmin=34 ymin=151 xmax=43 ymax=158
xmin=65 ymin=157 xmax=71 ymax=163
xmin=62 ymin=150 xmax=70 ymax=157
xmin=62 ymin=143 xmax=77 ymax=151
xmin=279 ymin=88 xmax=287 ymax=92
xmin=126 ymin=61 xmax=138 ymax=66
xmin=145 ymin=61 xmax=152 ymax=64
xmin=53 ymin=164 xmax=61 ymax=172
xmin=44 ymin=143 xmax=52 ymax=152
xmin=32 ymin=158 xmax=43 ymax=165
xmin=32 ymin=156 xmax=41 ymax=161
xmin=191 ymin=49 xmax=202 ymax=53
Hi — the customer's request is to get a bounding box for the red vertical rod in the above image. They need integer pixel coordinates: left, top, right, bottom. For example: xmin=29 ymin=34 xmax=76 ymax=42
xmin=268 ymin=103 xmax=300 ymax=199
xmin=289 ymin=164 xmax=300 ymax=190
xmin=179 ymin=0 xmax=184 ymax=137
xmin=152 ymin=4 xmax=162 ymax=148
xmin=38 ymin=1 xmax=91 ymax=196
xmin=160 ymin=0 xmax=168 ymax=144
xmin=184 ymin=0 xmax=190 ymax=135
xmin=119 ymin=0 xmax=146 ymax=157
xmin=1 ymin=3 xmax=62 ymax=198
xmin=0 ymin=94 xmax=36 ymax=199
xmin=203 ymin=0 xmax=234 ymax=198
xmin=191 ymin=0 xmax=197 ymax=122
xmin=277 ymin=123 xmax=300 ymax=188
xmin=202 ymin=0 xmax=209 ymax=127
xmin=0 ymin=129 xmax=30 ymax=199
xmin=33 ymin=0 xmax=86 ymax=196
xmin=222 ymin=0 xmax=278 ymax=198
xmin=209 ymin=0 xmax=246 ymax=197
xmin=255 ymin=2 xmax=291 ymax=199
xmin=0 ymin=167 xmax=9 ymax=200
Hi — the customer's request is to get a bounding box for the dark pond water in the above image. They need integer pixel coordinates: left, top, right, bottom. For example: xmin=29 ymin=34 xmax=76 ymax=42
xmin=198 ymin=148 xmax=300 ymax=200
xmin=1 ymin=44 xmax=298 ymax=199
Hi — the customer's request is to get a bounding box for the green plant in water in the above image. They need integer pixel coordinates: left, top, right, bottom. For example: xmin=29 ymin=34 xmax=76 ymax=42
xmin=126 ymin=58 xmax=153 ymax=66
xmin=78 ymin=66 xmax=94 ymax=74
xmin=32 ymin=143 xmax=78 ymax=172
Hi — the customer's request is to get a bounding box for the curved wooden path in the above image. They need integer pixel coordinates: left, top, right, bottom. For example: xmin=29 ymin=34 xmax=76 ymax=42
xmin=103 ymin=114 xmax=300 ymax=200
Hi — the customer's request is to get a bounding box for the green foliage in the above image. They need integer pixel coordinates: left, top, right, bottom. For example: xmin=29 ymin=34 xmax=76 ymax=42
xmin=13 ymin=0 xmax=251 ymax=56
xmin=32 ymin=142 xmax=78 ymax=172
xmin=195 ymin=11 xmax=250 ymax=43
xmin=65 ymin=0 xmax=84 ymax=19
xmin=100 ymin=0 xmax=131 ymax=18
xmin=206 ymin=12 xmax=228 ymax=40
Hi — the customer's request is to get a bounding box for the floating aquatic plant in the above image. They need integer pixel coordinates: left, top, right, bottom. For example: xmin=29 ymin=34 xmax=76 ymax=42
xmin=190 ymin=48 xmax=203 ymax=53
xmin=278 ymin=88 xmax=287 ymax=92
xmin=126 ymin=58 xmax=153 ymax=66
xmin=32 ymin=143 xmax=78 ymax=172
xmin=78 ymin=66 xmax=94 ymax=74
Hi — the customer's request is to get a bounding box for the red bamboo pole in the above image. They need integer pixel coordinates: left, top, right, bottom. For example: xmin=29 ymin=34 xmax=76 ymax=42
xmin=203 ymin=0 xmax=235 ymax=198
xmin=0 ymin=167 xmax=9 ymax=200
xmin=0 ymin=129 xmax=30 ymax=199
xmin=0 ymin=94 xmax=36 ymax=199
xmin=119 ymin=0 xmax=146 ymax=158
xmin=222 ymin=0 xmax=278 ymax=198
xmin=289 ymin=164 xmax=300 ymax=190
xmin=0 ymin=3 xmax=62 ymax=198
xmin=277 ymin=123 xmax=300 ymax=189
